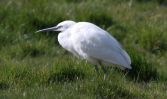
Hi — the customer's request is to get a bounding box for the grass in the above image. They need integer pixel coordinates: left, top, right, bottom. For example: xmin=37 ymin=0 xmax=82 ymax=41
xmin=0 ymin=0 xmax=167 ymax=98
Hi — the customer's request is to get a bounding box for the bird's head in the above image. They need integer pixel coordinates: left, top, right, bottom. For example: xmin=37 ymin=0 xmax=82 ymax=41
xmin=36 ymin=20 xmax=76 ymax=33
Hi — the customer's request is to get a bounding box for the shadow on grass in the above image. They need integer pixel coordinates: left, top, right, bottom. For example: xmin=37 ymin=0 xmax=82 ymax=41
xmin=21 ymin=46 xmax=45 ymax=58
xmin=110 ymin=24 xmax=128 ymax=42
xmin=123 ymin=49 xmax=159 ymax=82
xmin=28 ymin=14 xmax=65 ymax=30
xmin=65 ymin=0 xmax=86 ymax=3
xmin=0 ymin=82 xmax=9 ymax=90
xmin=135 ymin=0 xmax=167 ymax=5
xmin=48 ymin=67 xmax=85 ymax=83
xmin=24 ymin=13 xmax=66 ymax=37
xmin=87 ymin=13 xmax=115 ymax=29
xmin=76 ymin=10 xmax=115 ymax=29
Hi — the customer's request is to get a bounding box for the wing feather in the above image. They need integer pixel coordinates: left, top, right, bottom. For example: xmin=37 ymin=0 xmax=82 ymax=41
xmin=70 ymin=22 xmax=131 ymax=69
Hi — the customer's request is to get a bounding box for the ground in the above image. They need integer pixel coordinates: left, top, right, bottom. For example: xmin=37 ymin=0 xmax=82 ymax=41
xmin=0 ymin=0 xmax=167 ymax=99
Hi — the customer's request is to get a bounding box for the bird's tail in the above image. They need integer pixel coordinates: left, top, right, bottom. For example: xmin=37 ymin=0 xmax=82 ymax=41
xmin=122 ymin=50 xmax=132 ymax=69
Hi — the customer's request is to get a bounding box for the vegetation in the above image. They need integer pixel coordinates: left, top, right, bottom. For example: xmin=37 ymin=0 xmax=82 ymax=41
xmin=0 ymin=0 xmax=166 ymax=98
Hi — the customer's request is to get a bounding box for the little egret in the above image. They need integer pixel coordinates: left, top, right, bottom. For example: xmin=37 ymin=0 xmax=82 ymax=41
xmin=36 ymin=20 xmax=131 ymax=75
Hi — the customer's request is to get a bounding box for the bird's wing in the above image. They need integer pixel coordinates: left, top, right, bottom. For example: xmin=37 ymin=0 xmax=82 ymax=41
xmin=71 ymin=23 xmax=131 ymax=69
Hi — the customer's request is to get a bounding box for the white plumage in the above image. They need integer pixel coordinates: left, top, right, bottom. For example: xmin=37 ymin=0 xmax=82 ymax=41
xmin=37 ymin=20 xmax=131 ymax=70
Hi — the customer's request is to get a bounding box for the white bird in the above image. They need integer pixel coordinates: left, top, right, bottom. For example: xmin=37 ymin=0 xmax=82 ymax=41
xmin=36 ymin=20 xmax=131 ymax=74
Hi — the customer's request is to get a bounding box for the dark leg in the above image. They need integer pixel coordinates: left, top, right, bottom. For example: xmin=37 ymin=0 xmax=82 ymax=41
xmin=98 ymin=61 xmax=109 ymax=80
xmin=100 ymin=65 xmax=109 ymax=80
xmin=100 ymin=65 xmax=107 ymax=74
xmin=94 ymin=65 xmax=100 ymax=76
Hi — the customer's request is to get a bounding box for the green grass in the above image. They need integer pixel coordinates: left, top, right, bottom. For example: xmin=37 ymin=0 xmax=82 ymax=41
xmin=0 ymin=0 xmax=167 ymax=98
